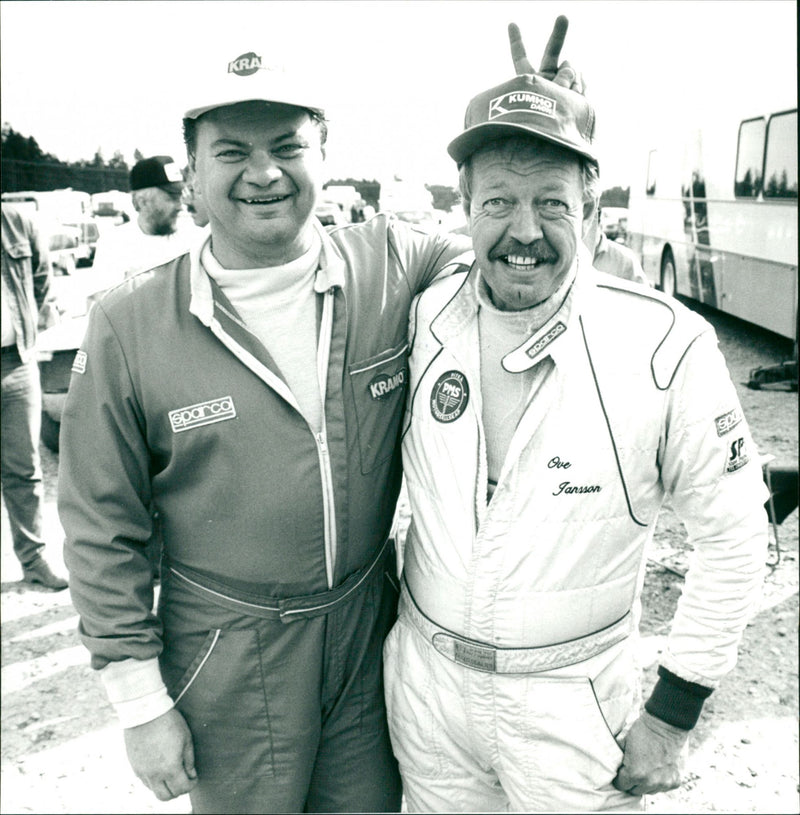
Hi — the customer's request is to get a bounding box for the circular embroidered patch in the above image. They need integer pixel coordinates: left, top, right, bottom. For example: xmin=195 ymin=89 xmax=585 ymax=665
xmin=430 ymin=370 xmax=470 ymax=423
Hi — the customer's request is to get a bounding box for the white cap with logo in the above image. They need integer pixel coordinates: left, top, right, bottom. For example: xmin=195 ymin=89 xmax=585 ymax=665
xmin=183 ymin=50 xmax=326 ymax=120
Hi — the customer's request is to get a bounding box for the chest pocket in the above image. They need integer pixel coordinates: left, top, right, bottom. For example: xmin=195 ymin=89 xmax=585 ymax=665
xmin=348 ymin=341 xmax=409 ymax=474
xmin=4 ymin=241 xmax=33 ymax=263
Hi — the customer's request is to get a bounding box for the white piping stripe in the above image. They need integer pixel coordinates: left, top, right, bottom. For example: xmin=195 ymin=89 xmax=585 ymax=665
xmin=174 ymin=629 xmax=221 ymax=705
xmin=171 ymin=568 xmax=280 ymax=611
xmin=349 ymin=344 xmax=409 ymax=375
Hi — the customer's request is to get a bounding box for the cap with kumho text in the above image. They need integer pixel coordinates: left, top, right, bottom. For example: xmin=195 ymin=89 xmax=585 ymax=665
xmin=447 ymin=73 xmax=598 ymax=166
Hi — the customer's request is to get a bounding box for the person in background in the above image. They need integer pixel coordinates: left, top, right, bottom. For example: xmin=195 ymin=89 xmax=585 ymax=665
xmin=383 ymin=23 xmax=768 ymax=812
xmin=91 ymin=155 xmax=202 ymax=284
xmin=586 ymin=206 xmax=649 ymax=285
xmin=57 ymin=20 xmax=575 ymax=814
xmin=1 ymin=203 xmax=68 ymax=591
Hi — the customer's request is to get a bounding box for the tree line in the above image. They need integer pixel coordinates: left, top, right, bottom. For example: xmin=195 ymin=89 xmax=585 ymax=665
xmin=3 ymin=124 xmax=627 ymax=210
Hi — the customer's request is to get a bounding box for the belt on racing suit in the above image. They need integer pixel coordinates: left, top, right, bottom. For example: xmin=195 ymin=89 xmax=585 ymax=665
xmin=402 ymin=575 xmax=633 ymax=674
xmin=166 ymin=538 xmax=393 ymax=623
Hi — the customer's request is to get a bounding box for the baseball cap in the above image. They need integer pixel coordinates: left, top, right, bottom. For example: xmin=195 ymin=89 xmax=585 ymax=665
xmin=183 ymin=50 xmax=326 ymax=119
xmin=130 ymin=156 xmax=185 ymax=192
xmin=447 ymin=73 xmax=598 ymax=166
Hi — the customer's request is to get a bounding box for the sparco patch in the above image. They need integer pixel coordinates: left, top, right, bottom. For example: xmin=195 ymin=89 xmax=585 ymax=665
xmin=369 ymin=369 xmax=405 ymax=400
xmin=715 ymin=407 xmax=743 ymax=437
xmin=228 ymin=52 xmax=263 ymax=76
xmin=489 ymin=91 xmax=556 ymax=120
xmin=71 ymin=350 xmax=87 ymax=374
xmin=431 ymin=370 xmax=469 ymax=423
xmin=169 ymin=397 xmax=237 ymax=433
xmin=526 ymin=321 xmax=567 ymax=358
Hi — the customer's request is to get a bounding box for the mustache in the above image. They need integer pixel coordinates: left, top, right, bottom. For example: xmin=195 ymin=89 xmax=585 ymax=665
xmin=491 ymin=240 xmax=558 ymax=263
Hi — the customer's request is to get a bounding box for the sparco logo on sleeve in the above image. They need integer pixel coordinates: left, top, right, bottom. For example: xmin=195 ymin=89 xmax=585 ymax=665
xmin=489 ymin=91 xmax=556 ymax=120
xmin=169 ymin=397 xmax=237 ymax=433
xmin=715 ymin=407 xmax=743 ymax=437
xmin=431 ymin=371 xmax=470 ymax=423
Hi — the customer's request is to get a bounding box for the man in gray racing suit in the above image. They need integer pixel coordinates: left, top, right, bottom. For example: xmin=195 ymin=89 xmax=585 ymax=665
xmin=58 ymin=22 xmax=575 ymax=814
xmin=384 ymin=52 xmax=769 ymax=813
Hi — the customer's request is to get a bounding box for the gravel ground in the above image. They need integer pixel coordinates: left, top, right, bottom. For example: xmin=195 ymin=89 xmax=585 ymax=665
xmin=1 ymin=297 xmax=797 ymax=814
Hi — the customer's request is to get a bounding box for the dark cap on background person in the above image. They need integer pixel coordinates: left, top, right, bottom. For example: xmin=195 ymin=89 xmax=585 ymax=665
xmin=447 ymin=73 xmax=598 ymax=167
xmin=130 ymin=156 xmax=185 ymax=194
xmin=183 ymin=50 xmax=326 ymax=119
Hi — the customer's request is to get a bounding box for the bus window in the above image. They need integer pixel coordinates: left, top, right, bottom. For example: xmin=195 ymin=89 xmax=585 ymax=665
xmin=734 ymin=117 xmax=765 ymax=197
xmin=763 ymin=110 xmax=798 ymax=199
xmin=646 ymin=150 xmax=657 ymax=196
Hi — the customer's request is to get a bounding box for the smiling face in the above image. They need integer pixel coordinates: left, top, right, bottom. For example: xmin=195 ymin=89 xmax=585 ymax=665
xmin=467 ymin=138 xmax=595 ymax=311
xmin=190 ymin=101 xmax=325 ymax=268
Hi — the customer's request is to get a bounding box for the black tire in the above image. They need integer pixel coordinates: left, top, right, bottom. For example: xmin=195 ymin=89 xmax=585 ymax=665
xmin=660 ymin=250 xmax=677 ymax=298
xmin=41 ymin=412 xmax=60 ymax=453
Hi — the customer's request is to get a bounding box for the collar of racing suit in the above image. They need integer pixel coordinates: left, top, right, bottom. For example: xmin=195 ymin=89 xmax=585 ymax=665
xmin=187 ymin=219 xmax=347 ymax=327
xmin=428 ymin=245 xmax=596 ymax=374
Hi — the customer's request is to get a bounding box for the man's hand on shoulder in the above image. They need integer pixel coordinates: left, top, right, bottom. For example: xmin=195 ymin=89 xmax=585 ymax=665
xmin=612 ymin=710 xmax=690 ymax=797
xmin=508 ymin=16 xmax=586 ymax=94
xmin=124 ymin=708 xmax=198 ymax=801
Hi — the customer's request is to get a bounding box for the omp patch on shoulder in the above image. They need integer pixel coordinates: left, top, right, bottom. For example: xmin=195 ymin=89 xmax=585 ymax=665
xmin=430 ymin=370 xmax=470 ymax=423
xmin=169 ymin=396 xmax=236 ymax=433
xmin=725 ymin=437 xmax=750 ymax=473
xmin=715 ymin=407 xmax=743 ymax=437
xmin=369 ymin=369 xmax=405 ymax=401
xmin=489 ymin=91 xmax=556 ymax=119
xmin=71 ymin=350 xmax=87 ymax=374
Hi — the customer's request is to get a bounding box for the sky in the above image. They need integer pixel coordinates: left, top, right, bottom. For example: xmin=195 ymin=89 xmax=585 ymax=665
xmin=1 ymin=0 xmax=796 ymax=192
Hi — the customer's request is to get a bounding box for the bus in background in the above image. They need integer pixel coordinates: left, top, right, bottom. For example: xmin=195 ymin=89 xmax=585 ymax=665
xmin=626 ymin=106 xmax=797 ymax=341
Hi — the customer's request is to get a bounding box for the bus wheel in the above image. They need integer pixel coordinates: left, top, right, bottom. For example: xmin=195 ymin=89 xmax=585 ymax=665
xmin=660 ymin=251 xmax=677 ymax=297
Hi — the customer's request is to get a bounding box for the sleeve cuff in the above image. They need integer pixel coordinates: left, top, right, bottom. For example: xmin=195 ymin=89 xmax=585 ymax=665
xmin=99 ymin=657 xmax=174 ymax=729
xmin=644 ymin=665 xmax=713 ymax=730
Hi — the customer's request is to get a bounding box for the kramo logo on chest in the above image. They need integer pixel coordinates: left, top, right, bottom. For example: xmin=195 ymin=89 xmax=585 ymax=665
xmin=430 ymin=370 xmax=470 ymax=423
xmin=369 ymin=369 xmax=405 ymax=400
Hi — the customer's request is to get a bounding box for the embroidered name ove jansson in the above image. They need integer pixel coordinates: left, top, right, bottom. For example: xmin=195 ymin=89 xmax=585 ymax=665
xmin=169 ymin=397 xmax=237 ymax=433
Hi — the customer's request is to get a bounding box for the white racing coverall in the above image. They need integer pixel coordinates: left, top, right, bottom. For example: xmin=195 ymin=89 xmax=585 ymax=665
xmin=384 ymin=257 xmax=768 ymax=812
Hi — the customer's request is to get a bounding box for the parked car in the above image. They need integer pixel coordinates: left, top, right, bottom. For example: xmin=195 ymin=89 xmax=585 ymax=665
xmin=46 ymin=222 xmax=82 ymax=276
xmin=35 ymin=265 xmax=112 ymax=451
xmin=2 ymin=189 xmax=100 ymax=266
xmin=391 ymin=209 xmax=439 ymax=231
xmin=36 ymin=315 xmax=88 ymax=451
xmin=599 ymin=206 xmax=629 ymax=242
xmin=315 ymin=201 xmax=347 ymax=227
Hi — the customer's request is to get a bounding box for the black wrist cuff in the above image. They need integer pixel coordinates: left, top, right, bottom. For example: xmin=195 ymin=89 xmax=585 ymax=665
xmin=644 ymin=666 xmax=713 ymax=730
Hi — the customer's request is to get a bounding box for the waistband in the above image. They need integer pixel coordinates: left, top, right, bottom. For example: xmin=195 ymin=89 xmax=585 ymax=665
xmin=402 ymin=575 xmax=632 ymax=674
xmin=167 ymin=538 xmax=392 ymax=623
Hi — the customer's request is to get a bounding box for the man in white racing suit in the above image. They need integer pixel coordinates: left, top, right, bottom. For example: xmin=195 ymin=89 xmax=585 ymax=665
xmin=383 ymin=53 xmax=769 ymax=812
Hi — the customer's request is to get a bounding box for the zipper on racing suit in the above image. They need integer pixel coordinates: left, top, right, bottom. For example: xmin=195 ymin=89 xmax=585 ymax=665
xmin=316 ymin=288 xmax=338 ymax=588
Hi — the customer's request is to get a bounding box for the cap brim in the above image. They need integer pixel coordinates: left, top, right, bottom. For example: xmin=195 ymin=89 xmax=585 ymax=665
xmin=447 ymin=122 xmax=598 ymax=166
xmin=184 ymin=96 xmax=325 ymax=120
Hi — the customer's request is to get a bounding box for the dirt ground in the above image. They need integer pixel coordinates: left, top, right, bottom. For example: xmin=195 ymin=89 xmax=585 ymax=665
xmin=1 ymin=300 xmax=797 ymax=814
